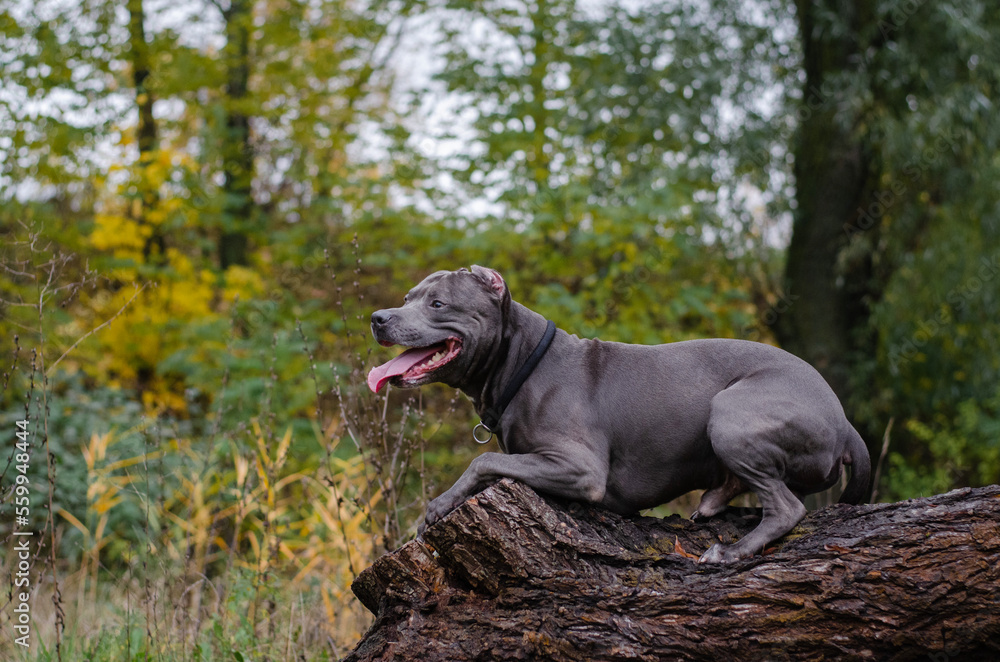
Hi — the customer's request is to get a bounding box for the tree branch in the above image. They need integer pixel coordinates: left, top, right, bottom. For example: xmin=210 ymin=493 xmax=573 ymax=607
xmin=46 ymin=282 xmax=149 ymax=376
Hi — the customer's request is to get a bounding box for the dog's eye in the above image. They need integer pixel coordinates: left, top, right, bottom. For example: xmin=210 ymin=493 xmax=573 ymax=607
xmin=431 ymin=300 xmax=445 ymax=309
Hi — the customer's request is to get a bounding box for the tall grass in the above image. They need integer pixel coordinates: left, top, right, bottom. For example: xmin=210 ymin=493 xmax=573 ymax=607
xmin=1 ymin=228 xmax=434 ymax=660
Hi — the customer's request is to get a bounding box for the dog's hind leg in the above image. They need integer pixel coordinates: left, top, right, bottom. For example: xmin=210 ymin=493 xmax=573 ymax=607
xmin=699 ymin=476 xmax=805 ymax=563
xmin=691 ymin=470 xmax=746 ymax=520
xmin=698 ymin=386 xmax=824 ymax=563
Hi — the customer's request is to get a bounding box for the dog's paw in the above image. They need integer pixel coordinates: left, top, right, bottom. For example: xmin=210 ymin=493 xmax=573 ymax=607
xmin=698 ymin=542 xmax=752 ymax=564
xmin=424 ymin=491 xmax=463 ymax=529
xmin=698 ymin=543 xmax=725 ymax=564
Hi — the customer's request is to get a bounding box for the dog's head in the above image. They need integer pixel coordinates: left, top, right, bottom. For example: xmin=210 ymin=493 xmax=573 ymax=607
xmin=367 ymin=266 xmax=510 ymax=393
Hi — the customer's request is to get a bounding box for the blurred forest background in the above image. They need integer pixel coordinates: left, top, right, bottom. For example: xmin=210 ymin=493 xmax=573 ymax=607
xmin=1 ymin=0 xmax=999 ymax=659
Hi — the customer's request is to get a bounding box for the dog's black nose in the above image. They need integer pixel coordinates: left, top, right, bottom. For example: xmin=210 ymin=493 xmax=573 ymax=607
xmin=371 ymin=310 xmax=393 ymax=328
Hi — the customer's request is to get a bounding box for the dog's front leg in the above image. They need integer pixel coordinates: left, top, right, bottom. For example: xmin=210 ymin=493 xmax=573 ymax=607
xmin=420 ymin=450 xmax=607 ymax=535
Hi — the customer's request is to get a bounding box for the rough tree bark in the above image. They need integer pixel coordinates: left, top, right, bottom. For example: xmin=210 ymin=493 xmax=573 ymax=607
xmin=346 ymin=479 xmax=1000 ymax=662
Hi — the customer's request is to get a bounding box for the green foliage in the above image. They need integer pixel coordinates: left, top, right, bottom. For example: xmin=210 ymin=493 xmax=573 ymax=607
xmin=1 ymin=374 xmax=149 ymax=540
xmin=2 ymin=0 xmax=1000 ymax=657
xmin=887 ymin=395 xmax=1000 ymax=499
xmin=423 ymin=0 xmax=766 ymax=342
xmin=849 ymin=2 xmax=1000 ymax=487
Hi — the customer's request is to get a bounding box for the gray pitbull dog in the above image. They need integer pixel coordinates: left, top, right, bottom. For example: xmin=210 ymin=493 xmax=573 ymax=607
xmin=368 ymin=266 xmax=871 ymax=563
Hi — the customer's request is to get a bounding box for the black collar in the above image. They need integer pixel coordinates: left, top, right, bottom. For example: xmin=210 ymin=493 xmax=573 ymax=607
xmin=478 ymin=320 xmax=556 ymax=436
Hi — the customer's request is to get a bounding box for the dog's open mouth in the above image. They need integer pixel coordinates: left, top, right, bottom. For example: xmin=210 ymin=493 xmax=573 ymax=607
xmin=367 ymin=338 xmax=462 ymax=393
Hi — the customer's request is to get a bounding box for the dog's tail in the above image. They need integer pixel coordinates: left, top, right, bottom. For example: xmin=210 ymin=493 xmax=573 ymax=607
xmin=838 ymin=426 xmax=873 ymax=505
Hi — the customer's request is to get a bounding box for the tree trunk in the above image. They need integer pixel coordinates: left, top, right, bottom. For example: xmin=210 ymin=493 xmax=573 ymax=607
xmin=347 ymin=479 xmax=1000 ymax=661
xmin=775 ymin=1 xmax=879 ymax=431
xmin=127 ymin=0 xmax=165 ymax=263
xmin=128 ymin=0 xmax=157 ymax=164
xmin=219 ymin=0 xmax=254 ymax=270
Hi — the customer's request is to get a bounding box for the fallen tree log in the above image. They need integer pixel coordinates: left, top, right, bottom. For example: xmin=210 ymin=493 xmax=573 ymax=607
xmin=346 ymin=479 xmax=1000 ymax=661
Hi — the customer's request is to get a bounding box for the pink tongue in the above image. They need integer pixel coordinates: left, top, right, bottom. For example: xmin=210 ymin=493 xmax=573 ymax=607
xmin=367 ymin=346 xmax=442 ymax=393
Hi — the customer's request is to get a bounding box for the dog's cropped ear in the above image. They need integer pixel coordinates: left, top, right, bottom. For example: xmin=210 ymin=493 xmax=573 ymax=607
xmin=470 ymin=265 xmax=511 ymax=311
